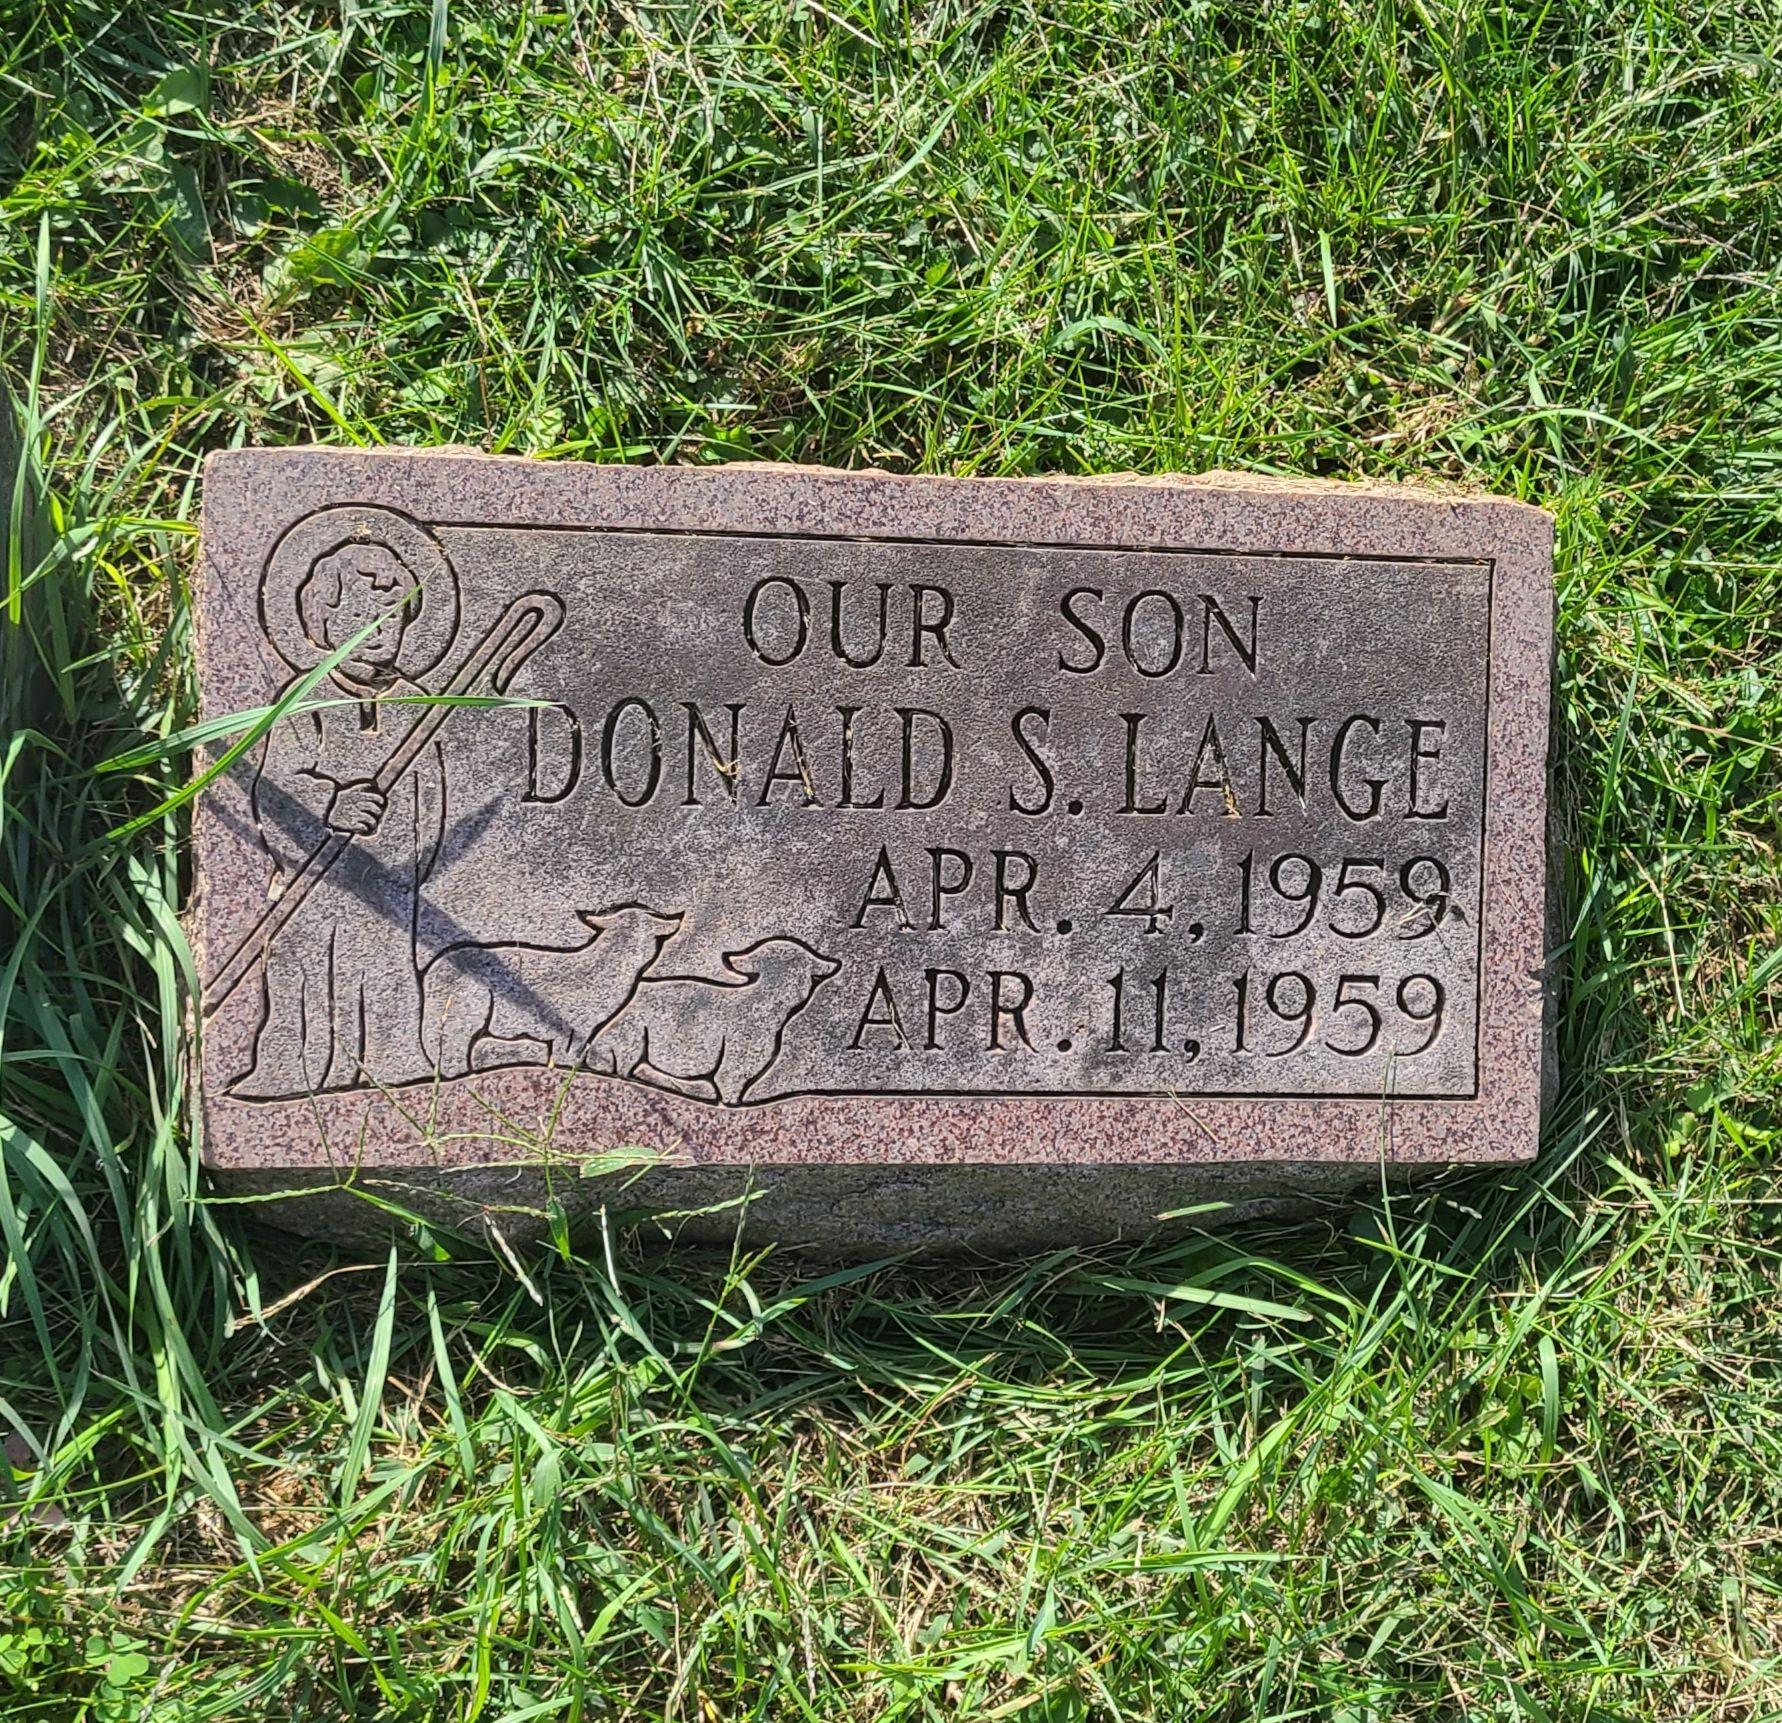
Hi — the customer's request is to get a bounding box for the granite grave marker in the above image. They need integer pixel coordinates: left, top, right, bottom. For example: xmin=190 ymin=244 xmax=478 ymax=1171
xmin=192 ymin=453 xmax=1553 ymax=1250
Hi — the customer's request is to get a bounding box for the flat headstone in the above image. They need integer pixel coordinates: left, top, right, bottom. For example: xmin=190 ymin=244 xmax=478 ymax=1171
xmin=192 ymin=453 xmax=1553 ymax=1251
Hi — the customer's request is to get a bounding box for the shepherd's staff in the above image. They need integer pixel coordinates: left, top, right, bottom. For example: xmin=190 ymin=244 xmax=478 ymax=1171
xmin=202 ymin=590 xmax=566 ymax=1017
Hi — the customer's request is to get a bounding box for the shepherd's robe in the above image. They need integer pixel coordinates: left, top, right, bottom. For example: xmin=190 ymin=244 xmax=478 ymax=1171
xmin=232 ymin=680 xmax=445 ymax=1098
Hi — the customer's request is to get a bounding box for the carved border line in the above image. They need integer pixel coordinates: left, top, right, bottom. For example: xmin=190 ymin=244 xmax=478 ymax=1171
xmin=220 ymin=524 xmax=1496 ymax=1109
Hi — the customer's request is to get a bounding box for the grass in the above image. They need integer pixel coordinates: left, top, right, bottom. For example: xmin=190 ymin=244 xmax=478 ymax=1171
xmin=1 ymin=0 xmax=1779 ymax=1715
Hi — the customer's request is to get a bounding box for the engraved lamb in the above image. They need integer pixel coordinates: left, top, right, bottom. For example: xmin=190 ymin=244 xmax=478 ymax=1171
xmin=586 ymin=936 xmax=841 ymax=1106
xmin=421 ymin=904 xmax=684 ymax=1077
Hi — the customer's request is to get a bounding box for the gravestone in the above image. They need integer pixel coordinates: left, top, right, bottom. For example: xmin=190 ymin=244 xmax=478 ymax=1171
xmin=192 ymin=453 xmax=1553 ymax=1251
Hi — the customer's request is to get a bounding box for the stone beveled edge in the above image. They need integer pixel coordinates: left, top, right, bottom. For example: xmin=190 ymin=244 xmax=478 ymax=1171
xmin=191 ymin=451 xmax=1555 ymax=1177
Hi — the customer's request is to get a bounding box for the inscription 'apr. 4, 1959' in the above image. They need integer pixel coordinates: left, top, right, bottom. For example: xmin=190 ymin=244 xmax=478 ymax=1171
xmin=192 ymin=456 xmax=1552 ymax=1212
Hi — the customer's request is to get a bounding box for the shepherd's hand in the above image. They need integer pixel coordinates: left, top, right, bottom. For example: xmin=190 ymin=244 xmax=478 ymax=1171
xmin=327 ymin=782 xmax=386 ymax=836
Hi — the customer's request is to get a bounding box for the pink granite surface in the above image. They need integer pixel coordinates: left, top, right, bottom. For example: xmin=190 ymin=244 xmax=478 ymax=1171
xmin=190 ymin=455 xmax=1553 ymax=1247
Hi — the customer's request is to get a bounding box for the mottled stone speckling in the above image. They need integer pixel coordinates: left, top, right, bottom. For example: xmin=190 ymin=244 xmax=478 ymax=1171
xmin=190 ymin=453 xmax=1553 ymax=1252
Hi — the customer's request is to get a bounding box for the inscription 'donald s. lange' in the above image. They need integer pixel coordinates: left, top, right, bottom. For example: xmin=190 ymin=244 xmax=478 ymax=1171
xmin=208 ymin=505 xmax=1490 ymax=1109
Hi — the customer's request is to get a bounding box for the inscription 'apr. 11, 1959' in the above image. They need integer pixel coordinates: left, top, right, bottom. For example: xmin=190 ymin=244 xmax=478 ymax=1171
xmin=192 ymin=454 xmax=1553 ymax=1242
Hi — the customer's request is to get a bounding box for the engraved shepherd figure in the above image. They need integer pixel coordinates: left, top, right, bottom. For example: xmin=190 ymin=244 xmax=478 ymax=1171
xmin=231 ymin=507 xmax=463 ymax=1099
